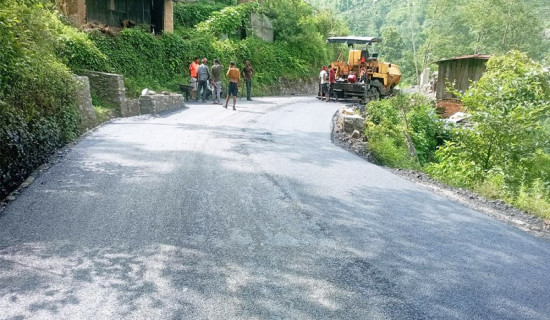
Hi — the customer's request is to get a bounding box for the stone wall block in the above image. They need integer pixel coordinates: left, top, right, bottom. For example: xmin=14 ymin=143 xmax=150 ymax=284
xmin=122 ymin=99 xmax=141 ymax=117
xmin=139 ymin=94 xmax=185 ymax=115
xmin=337 ymin=108 xmax=365 ymax=133
xmin=77 ymin=70 xmax=127 ymax=115
xmin=74 ymin=76 xmax=98 ymax=131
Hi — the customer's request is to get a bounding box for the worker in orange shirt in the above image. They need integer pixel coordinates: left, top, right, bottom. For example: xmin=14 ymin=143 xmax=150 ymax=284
xmin=224 ymin=61 xmax=240 ymax=110
xmin=189 ymin=57 xmax=199 ymax=101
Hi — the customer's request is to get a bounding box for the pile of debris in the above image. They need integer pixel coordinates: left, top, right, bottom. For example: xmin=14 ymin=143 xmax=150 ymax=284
xmin=80 ymin=22 xmax=119 ymax=36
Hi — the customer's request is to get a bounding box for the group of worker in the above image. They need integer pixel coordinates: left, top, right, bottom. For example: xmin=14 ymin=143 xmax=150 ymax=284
xmin=319 ymin=65 xmax=337 ymax=102
xmin=189 ymin=57 xmax=254 ymax=110
xmin=320 ymin=65 xmax=369 ymax=101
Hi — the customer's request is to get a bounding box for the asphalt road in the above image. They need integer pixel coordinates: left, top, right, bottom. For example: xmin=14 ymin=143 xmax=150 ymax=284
xmin=1 ymin=96 xmax=550 ymax=320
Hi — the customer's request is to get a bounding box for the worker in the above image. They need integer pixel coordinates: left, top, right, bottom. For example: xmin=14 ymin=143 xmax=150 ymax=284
xmin=242 ymin=60 xmax=254 ymax=101
xmin=328 ymin=64 xmax=337 ymax=102
xmin=211 ymin=59 xmax=223 ymax=105
xmin=197 ymin=58 xmax=210 ymax=103
xmin=359 ymin=67 xmax=367 ymax=83
xmin=224 ymin=61 xmax=240 ymax=110
xmin=189 ymin=57 xmax=199 ymax=101
xmin=319 ymin=66 xmax=329 ymax=102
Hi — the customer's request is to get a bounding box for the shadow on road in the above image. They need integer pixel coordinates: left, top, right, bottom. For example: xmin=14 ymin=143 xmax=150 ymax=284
xmin=1 ymin=112 xmax=550 ymax=319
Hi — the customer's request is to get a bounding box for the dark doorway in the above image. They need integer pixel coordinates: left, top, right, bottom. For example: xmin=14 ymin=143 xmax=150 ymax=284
xmin=86 ymin=0 xmax=151 ymax=27
xmin=151 ymin=0 xmax=164 ymax=34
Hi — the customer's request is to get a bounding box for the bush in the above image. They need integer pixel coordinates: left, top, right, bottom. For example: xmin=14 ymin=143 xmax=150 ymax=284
xmin=428 ymin=51 xmax=550 ymax=190
xmin=365 ymin=94 xmax=445 ymax=168
xmin=173 ymin=2 xmax=229 ymax=29
xmin=55 ymin=24 xmax=110 ymax=72
xmin=427 ymin=51 xmax=550 ymax=217
xmin=0 ymin=1 xmax=82 ymax=198
xmin=197 ymin=3 xmax=260 ymax=37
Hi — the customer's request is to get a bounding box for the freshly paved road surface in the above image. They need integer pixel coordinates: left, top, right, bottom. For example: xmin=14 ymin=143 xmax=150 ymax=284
xmin=1 ymin=96 xmax=550 ymax=320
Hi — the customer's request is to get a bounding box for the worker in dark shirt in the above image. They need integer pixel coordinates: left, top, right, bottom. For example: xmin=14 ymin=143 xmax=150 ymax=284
xmin=242 ymin=60 xmax=254 ymax=101
xmin=328 ymin=64 xmax=337 ymax=102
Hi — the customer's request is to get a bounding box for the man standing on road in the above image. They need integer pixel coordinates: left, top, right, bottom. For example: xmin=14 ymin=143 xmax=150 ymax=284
xmin=224 ymin=61 xmax=240 ymax=110
xmin=189 ymin=57 xmax=199 ymax=101
xmin=242 ymin=60 xmax=254 ymax=101
xmin=319 ymin=66 xmax=329 ymax=102
xmin=211 ymin=59 xmax=224 ymax=105
xmin=197 ymin=58 xmax=210 ymax=103
xmin=328 ymin=64 xmax=337 ymax=102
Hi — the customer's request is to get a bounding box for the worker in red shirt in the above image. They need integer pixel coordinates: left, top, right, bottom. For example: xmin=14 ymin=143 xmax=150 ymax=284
xmin=328 ymin=64 xmax=337 ymax=102
xmin=189 ymin=57 xmax=199 ymax=101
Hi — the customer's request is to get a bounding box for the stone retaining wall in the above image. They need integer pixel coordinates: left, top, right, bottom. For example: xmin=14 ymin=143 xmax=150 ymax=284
xmin=139 ymin=94 xmax=185 ymax=114
xmin=262 ymin=78 xmax=318 ymax=96
xmin=77 ymin=70 xmax=126 ymax=113
xmin=122 ymin=99 xmax=140 ymax=118
xmin=74 ymin=76 xmax=98 ymax=131
xmin=337 ymin=107 xmax=365 ymax=133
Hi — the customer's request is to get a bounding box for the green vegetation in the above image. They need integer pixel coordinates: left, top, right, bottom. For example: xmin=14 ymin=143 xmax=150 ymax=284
xmin=365 ymin=52 xmax=550 ymax=219
xmin=0 ymin=0 xmax=346 ymax=198
xmin=0 ymin=0 xmax=87 ymax=199
xmin=428 ymin=51 xmax=550 ymax=218
xmin=365 ymin=94 xmax=446 ymax=168
xmin=77 ymin=0 xmax=347 ymax=97
xmin=309 ymin=0 xmax=550 ymax=84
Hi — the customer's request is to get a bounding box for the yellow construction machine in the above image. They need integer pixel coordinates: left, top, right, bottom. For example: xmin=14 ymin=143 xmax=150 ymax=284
xmin=325 ymin=36 xmax=401 ymax=103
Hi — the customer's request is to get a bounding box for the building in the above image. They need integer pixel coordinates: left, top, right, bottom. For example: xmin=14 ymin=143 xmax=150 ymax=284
xmin=58 ymin=0 xmax=174 ymax=34
xmin=435 ymin=54 xmax=491 ymax=117
xmin=435 ymin=54 xmax=491 ymax=100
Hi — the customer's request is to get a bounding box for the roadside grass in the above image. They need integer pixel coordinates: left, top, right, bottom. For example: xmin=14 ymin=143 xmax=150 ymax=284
xmin=92 ymin=95 xmax=117 ymax=124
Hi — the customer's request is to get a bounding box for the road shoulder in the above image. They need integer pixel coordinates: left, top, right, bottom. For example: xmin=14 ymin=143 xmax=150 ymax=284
xmin=331 ymin=110 xmax=550 ymax=239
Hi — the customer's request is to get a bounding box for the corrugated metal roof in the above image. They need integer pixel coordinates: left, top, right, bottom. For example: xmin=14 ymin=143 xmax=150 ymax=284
xmin=436 ymin=54 xmax=492 ymax=64
xmin=327 ymin=37 xmax=382 ymax=45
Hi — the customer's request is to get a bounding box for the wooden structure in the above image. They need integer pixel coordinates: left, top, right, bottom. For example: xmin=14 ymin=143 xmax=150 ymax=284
xmin=58 ymin=0 xmax=173 ymax=34
xmin=435 ymin=55 xmax=491 ymax=101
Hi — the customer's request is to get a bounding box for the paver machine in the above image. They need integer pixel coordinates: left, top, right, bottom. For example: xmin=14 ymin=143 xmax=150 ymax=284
xmin=325 ymin=36 xmax=401 ymax=103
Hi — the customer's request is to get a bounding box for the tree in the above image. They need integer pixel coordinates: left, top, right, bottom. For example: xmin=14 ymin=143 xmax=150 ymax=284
xmin=428 ymin=51 xmax=550 ymax=189
xmin=380 ymin=26 xmax=404 ymax=62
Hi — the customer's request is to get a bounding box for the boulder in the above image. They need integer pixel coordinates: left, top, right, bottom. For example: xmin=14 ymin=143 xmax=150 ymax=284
xmin=337 ymin=108 xmax=365 ymax=133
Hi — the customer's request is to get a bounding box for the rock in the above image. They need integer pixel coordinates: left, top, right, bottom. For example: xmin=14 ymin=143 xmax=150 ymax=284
xmin=338 ymin=110 xmax=365 ymax=133
xmin=148 ymin=90 xmax=157 ymax=95
xmin=162 ymin=91 xmax=170 ymax=95
xmin=351 ymin=130 xmax=361 ymax=139
xmin=341 ymin=108 xmax=355 ymax=115
xmin=20 ymin=176 xmax=35 ymax=188
xmin=6 ymin=196 xmax=16 ymax=202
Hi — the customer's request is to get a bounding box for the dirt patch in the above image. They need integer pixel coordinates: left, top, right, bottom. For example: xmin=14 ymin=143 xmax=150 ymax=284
xmin=331 ymin=110 xmax=550 ymax=239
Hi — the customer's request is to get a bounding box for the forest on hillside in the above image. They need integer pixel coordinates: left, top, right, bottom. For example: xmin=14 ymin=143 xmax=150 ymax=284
xmin=309 ymin=0 xmax=550 ymax=84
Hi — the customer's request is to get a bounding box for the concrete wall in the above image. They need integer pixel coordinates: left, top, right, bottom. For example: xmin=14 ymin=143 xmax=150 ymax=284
xmin=250 ymin=13 xmax=273 ymax=42
xmin=57 ymin=0 xmax=86 ymax=26
xmin=164 ymin=0 xmax=174 ymax=33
